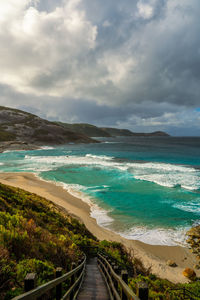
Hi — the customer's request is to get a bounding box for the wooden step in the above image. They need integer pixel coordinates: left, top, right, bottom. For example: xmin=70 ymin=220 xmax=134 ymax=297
xmin=77 ymin=257 xmax=110 ymax=300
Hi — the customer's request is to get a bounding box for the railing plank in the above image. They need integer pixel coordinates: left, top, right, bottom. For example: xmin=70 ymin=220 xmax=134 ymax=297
xmin=98 ymin=259 xmax=121 ymax=300
xmin=73 ymin=264 xmax=86 ymax=300
xmin=62 ymin=265 xmax=85 ymax=300
xmin=98 ymin=253 xmax=140 ymax=300
xmin=12 ymin=256 xmax=86 ymax=300
xmin=98 ymin=262 xmax=114 ymax=300
xmin=56 ymin=267 xmax=63 ymax=300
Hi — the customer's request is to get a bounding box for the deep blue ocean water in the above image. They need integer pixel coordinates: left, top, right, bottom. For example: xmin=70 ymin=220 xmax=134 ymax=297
xmin=0 ymin=136 xmax=200 ymax=245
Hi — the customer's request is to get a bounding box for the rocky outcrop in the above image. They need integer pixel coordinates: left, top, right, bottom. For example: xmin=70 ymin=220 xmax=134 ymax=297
xmin=186 ymin=225 xmax=200 ymax=269
xmin=0 ymin=141 xmax=39 ymax=153
xmin=166 ymin=260 xmax=177 ymax=267
xmin=0 ymin=105 xmax=170 ymax=152
xmin=0 ymin=106 xmax=97 ymax=151
xmin=182 ymin=268 xmax=196 ymax=280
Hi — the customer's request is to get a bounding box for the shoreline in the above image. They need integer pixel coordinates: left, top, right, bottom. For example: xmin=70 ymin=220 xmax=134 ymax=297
xmin=0 ymin=172 xmax=199 ymax=283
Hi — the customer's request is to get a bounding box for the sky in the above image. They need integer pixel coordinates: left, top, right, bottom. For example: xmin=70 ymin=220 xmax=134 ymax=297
xmin=0 ymin=0 xmax=200 ymax=135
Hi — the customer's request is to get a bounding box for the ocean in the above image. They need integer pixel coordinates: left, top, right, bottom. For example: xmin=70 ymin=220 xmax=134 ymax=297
xmin=0 ymin=136 xmax=200 ymax=246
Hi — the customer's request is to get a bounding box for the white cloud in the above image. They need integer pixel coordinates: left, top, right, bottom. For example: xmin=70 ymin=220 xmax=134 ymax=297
xmin=0 ymin=0 xmax=97 ymax=95
xmin=0 ymin=0 xmax=199 ymax=135
xmin=137 ymin=1 xmax=154 ymax=19
xmin=115 ymin=109 xmax=200 ymax=135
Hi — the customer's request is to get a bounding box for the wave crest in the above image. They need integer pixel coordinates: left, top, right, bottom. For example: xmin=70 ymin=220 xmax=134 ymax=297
xmin=24 ymin=153 xmax=200 ymax=191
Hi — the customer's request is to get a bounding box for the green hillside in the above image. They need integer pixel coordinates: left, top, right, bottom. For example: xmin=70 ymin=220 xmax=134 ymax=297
xmin=55 ymin=122 xmax=111 ymax=137
xmin=0 ymin=183 xmax=199 ymax=299
xmin=0 ymin=106 xmax=95 ymax=146
xmin=0 ymin=183 xmax=131 ymax=299
xmin=56 ymin=121 xmax=169 ymax=138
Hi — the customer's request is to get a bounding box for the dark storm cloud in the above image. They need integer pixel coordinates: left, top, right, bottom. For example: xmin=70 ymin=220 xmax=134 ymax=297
xmin=0 ymin=0 xmax=199 ymax=135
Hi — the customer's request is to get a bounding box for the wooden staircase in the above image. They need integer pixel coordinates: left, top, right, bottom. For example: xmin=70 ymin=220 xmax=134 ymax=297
xmin=77 ymin=257 xmax=110 ymax=300
xmin=12 ymin=253 xmax=146 ymax=300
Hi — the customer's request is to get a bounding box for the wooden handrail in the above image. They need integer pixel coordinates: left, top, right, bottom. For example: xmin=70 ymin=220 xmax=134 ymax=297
xmin=61 ymin=264 xmax=85 ymax=300
xmin=98 ymin=259 xmax=121 ymax=300
xmin=12 ymin=255 xmax=86 ymax=300
xmin=98 ymin=253 xmax=143 ymax=300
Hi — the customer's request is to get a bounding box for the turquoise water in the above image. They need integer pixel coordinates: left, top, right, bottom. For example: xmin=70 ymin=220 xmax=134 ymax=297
xmin=0 ymin=136 xmax=200 ymax=245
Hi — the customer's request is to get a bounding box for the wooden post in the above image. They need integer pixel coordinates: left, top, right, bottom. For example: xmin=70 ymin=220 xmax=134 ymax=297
xmin=137 ymin=282 xmax=149 ymax=300
xmin=113 ymin=266 xmax=119 ymax=294
xmin=24 ymin=273 xmax=37 ymax=292
xmin=121 ymin=270 xmax=128 ymax=300
xmin=70 ymin=262 xmax=76 ymax=300
xmin=108 ymin=259 xmax=112 ymax=275
xmin=78 ymin=259 xmax=82 ymax=276
xmin=56 ymin=267 xmax=63 ymax=300
xmin=114 ymin=265 xmax=119 ymax=275
xmin=111 ymin=262 xmax=115 ymax=270
xmin=110 ymin=262 xmax=115 ymax=296
xmin=101 ymin=260 xmax=105 ymax=278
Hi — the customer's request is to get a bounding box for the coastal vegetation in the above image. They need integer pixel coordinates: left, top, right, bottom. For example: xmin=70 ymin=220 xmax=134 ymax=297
xmin=0 ymin=183 xmax=199 ymax=299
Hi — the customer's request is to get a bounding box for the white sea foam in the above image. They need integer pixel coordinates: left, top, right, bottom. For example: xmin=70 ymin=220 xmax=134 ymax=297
xmin=3 ymin=148 xmax=200 ymax=246
xmin=24 ymin=153 xmax=200 ymax=191
xmin=24 ymin=154 xmax=117 ymax=170
xmin=0 ymin=162 xmax=4 ymax=166
xmin=35 ymin=175 xmax=114 ymax=227
xmin=85 ymin=154 xmax=114 ymax=160
xmin=181 ymin=185 xmax=198 ymax=191
xmin=90 ymin=208 xmax=114 ymax=227
xmin=33 ymin=174 xmax=194 ymax=246
xmin=61 ymin=174 xmax=192 ymax=246
xmin=3 ymin=149 xmax=23 ymax=153
xmin=119 ymin=226 xmax=189 ymax=246
xmin=173 ymin=201 xmax=200 ymax=214
xmin=103 ymin=141 xmax=121 ymax=144
xmin=38 ymin=146 xmax=55 ymax=150
xmin=60 ymin=182 xmax=113 ymax=226
xmin=130 ymin=162 xmax=200 ymax=190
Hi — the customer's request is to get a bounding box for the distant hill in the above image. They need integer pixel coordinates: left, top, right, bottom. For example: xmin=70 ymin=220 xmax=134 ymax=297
xmin=55 ymin=122 xmax=111 ymax=137
xmin=101 ymin=129 xmax=169 ymax=137
xmin=0 ymin=106 xmax=169 ymax=152
xmin=0 ymin=106 xmax=96 ymax=151
xmin=57 ymin=122 xmax=170 ymax=137
xmin=100 ymin=127 xmax=135 ymax=136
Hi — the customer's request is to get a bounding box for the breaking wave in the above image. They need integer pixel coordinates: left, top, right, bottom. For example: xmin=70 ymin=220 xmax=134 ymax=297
xmin=119 ymin=226 xmax=189 ymax=246
xmin=24 ymin=153 xmax=200 ymax=191
xmin=36 ymin=174 xmax=189 ymax=246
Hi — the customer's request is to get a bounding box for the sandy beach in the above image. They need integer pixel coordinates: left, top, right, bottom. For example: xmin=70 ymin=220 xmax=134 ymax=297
xmin=0 ymin=172 xmax=199 ymax=283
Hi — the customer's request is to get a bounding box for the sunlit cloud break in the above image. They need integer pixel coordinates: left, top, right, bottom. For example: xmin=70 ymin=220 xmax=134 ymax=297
xmin=0 ymin=0 xmax=199 ymax=135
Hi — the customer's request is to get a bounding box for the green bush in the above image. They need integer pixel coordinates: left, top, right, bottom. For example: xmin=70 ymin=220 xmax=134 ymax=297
xmin=0 ymin=183 xmax=95 ymax=298
xmin=16 ymin=259 xmax=54 ymax=285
